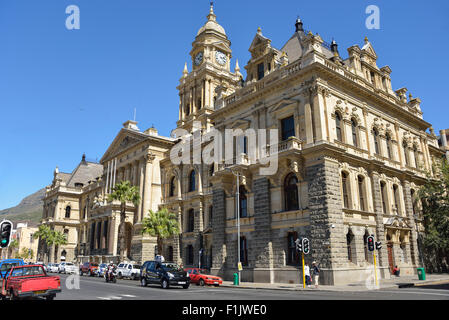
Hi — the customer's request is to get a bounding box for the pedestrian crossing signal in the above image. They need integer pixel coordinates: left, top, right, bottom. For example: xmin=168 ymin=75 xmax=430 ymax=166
xmin=295 ymin=238 xmax=302 ymax=253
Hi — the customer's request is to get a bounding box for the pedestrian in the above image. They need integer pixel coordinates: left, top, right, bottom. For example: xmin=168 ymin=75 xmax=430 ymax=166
xmin=393 ymin=265 xmax=400 ymax=277
xmin=312 ymin=261 xmax=320 ymax=288
xmin=304 ymin=262 xmax=311 ymax=287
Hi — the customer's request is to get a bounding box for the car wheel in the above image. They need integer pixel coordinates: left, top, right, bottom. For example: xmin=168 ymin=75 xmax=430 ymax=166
xmin=183 ymin=284 xmax=190 ymax=289
xmin=118 ymin=272 xmax=122 ymax=279
xmin=46 ymin=295 xmax=55 ymax=301
xmin=161 ymin=279 xmax=169 ymax=289
xmin=214 ymin=284 xmax=220 ymax=287
xmin=199 ymin=279 xmax=205 ymax=287
xmin=140 ymin=277 xmax=147 ymax=287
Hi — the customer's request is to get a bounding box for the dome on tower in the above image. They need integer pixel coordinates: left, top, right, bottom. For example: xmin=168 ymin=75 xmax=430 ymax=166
xmin=196 ymin=3 xmax=226 ymax=37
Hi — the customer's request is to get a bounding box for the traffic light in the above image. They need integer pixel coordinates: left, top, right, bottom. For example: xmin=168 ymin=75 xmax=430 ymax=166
xmin=295 ymin=238 xmax=302 ymax=253
xmin=302 ymin=238 xmax=310 ymax=255
xmin=0 ymin=220 xmax=12 ymax=248
xmin=367 ymin=236 xmax=375 ymax=252
xmin=375 ymin=241 xmax=382 ymax=250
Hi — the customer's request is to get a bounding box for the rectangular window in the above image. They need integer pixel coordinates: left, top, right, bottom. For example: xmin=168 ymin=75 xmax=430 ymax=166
xmin=257 ymin=63 xmax=264 ymax=80
xmin=287 ymin=232 xmax=298 ymax=265
xmin=281 ymin=116 xmax=295 ymax=141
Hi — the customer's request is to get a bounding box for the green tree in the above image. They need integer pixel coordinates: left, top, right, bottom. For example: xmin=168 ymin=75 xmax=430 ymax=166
xmin=108 ymin=180 xmax=140 ymax=260
xmin=418 ymin=159 xmax=449 ymax=273
xmin=141 ymin=207 xmax=179 ymax=256
xmin=34 ymin=225 xmax=68 ymax=261
xmin=8 ymin=239 xmax=19 ymax=258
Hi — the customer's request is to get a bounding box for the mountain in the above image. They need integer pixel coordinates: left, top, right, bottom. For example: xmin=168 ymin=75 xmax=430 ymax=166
xmin=0 ymin=188 xmax=45 ymax=226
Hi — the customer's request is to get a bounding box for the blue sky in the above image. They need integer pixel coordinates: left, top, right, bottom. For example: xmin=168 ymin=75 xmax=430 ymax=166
xmin=0 ymin=0 xmax=448 ymax=210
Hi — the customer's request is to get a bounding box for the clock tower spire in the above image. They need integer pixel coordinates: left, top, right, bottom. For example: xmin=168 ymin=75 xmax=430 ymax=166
xmin=176 ymin=3 xmax=241 ymax=133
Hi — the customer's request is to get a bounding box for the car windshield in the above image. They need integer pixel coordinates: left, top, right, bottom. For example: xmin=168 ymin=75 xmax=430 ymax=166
xmin=66 ymin=263 xmax=74 ymax=266
xmin=54 ymin=264 xmax=59 ymax=267
xmin=12 ymin=266 xmax=44 ymax=277
xmin=161 ymin=263 xmax=183 ymax=272
xmin=197 ymin=269 xmax=209 ymax=275
xmin=91 ymin=264 xmax=98 ymax=267
xmin=100 ymin=264 xmax=107 ymax=268
xmin=1 ymin=262 xmax=19 ymax=272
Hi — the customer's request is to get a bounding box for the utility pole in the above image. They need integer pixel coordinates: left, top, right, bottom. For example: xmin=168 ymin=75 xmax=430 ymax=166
xmin=227 ymin=167 xmax=241 ymax=285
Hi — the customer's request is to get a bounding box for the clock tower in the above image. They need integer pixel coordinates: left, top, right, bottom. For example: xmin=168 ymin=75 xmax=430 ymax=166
xmin=176 ymin=3 xmax=242 ymax=133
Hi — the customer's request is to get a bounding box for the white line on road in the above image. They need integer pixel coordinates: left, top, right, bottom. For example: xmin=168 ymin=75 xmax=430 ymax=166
xmin=380 ymin=290 xmax=449 ymax=297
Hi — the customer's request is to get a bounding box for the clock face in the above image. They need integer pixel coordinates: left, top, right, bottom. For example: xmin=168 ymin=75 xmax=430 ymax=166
xmin=215 ymin=51 xmax=227 ymax=66
xmin=194 ymin=52 xmax=203 ymax=66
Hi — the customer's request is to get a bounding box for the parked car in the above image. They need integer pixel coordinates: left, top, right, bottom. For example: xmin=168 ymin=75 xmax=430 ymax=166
xmin=0 ymin=264 xmax=61 ymax=300
xmin=48 ymin=263 xmax=60 ymax=273
xmin=140 ymin=261 xmax=190 ymax=289
xmin=184 ymin=268 xmax=223 ymax=287
xmin=0 ymin=259 xmax=25 ymax=278
xmin=116 ymin=263 xmax=141 ymax=280
xmin=96 ymin=263 xmax=108 ymax=277
xmin=58 ymin=262 xmax=77 ymax=274
xmin=35 ymin=262 xmax=47 ymax=272
xmin=79 ymin=262 xmax=99 ymax=276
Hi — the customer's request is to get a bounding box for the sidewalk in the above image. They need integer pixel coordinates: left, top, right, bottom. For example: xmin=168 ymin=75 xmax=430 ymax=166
xmin=220 ymin=273 xmax=449 ymax=292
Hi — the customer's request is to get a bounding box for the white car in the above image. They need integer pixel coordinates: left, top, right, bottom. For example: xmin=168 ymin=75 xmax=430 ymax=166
xmin=116 ymin=262 xmax=141 ymax=280
xmin=58 ymin=262 xmax=77 ymax=274
xmin=48 ymin=263 xmax=60 ymax=273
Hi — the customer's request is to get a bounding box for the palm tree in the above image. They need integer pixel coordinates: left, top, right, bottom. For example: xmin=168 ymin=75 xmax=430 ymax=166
xmin=108 ymin=180 xmax=140 ymax=260
xmin=141 ymin=208 xmax=179 ymax=256
xmin=8 ymin=239 xmax=18 ymax=258
xmin=34 ymin=225 xmax=67 ymax=262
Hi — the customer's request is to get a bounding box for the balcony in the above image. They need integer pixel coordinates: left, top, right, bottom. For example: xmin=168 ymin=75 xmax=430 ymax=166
xmin=264 ymin=137 xmax=303 ymax=156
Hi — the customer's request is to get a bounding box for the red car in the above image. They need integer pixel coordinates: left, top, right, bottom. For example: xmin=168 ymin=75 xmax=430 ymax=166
xmin=184 ymin=268 xmax=223 ymax=287
xmin=80 ymin=262 xmax=99 ymax=276
xmin=0 ymin=264 xmax=61 ymax=300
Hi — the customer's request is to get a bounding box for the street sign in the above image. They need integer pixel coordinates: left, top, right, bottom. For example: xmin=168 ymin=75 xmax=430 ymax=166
xmin=0 ymin=220 xmax=12 ymax=249
xmin=295 ymin=238 xmax=302 ymax=253
xmin=367 ymin=236 xmax=375 ymax=252
xmin=237 ymin=262 xmax=243 ymax=271
xmin=302 ymin=238 xmax=310 ymax=255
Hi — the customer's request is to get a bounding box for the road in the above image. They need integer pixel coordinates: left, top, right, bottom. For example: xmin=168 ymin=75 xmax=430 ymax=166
xmin=51 ymin=273 xmax=449 ymax=300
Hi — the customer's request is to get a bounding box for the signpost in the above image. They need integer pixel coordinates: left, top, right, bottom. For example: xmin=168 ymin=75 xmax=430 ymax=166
xmin=296 ymin=237 xmax=310 ymax=288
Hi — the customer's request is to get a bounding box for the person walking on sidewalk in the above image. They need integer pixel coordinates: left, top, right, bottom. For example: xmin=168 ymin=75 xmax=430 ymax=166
xmin=312 ymin=261 xmax=320 ymax=288
xmin=304 ymin=262 xmax=311 ymax=288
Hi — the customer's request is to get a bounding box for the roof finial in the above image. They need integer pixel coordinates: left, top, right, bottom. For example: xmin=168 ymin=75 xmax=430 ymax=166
xmin=235 ymin=59 xmax=240 ymax=72
xmin=257 ymin=27 xmax=262 ymax=34
xmin=183 ymin=62 xmax=188 ymax=77
xmin=295 ymin=16 xmax=304 ymax=32
xmin=364 ymin=36 xmax=369 ymax=44
xmin=207 ymin=1 xmax=216 ymax=21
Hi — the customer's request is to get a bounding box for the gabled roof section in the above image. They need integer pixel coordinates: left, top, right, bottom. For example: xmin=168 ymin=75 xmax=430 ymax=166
xmin=361 ymin=37 xmax=378 ymax=59
xmin=100 ymin=128 xmax=149 ymax=163
xmin=66 ymin=161 xmax=103 ymax=188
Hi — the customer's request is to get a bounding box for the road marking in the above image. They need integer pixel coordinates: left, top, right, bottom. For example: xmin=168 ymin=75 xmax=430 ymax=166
xmin=120 ymin=294 xmax=137 ymax=297
xmin=380 ymin=290 xmax=449 ymax=297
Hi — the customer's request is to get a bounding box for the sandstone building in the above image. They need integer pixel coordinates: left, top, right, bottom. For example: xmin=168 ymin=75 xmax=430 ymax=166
xmin=38 ymin=5 xmax=445 ymax=285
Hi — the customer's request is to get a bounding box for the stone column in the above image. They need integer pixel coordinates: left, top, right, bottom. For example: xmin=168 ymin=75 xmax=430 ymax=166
xmin=303 ymin=98 xmax=314 ymax=145
xmin=137 ymin=159 xmax=145 ymax=222
xmin=253 ymin=177 xmax=274 ymax=283
xmin=305 ymin=157 xmax=346 ymax=285
xmin=402 ymin=180 xmax=420 ymax=267
xmin=141 ymin=151 xmax=155 ymax=220
xmin=370 ymin=172 xmax=389 ymax=276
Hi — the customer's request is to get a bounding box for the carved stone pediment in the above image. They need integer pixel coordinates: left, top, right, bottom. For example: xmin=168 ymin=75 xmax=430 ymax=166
xmin=268 ymin=99 xmax=299 ymax=114
xmin=101 ymin=129 xmax=147 ymax=163
xmin=384 ymin=216 xmax=411 ymax=229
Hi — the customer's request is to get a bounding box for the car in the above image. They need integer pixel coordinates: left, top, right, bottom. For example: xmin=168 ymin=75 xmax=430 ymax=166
xmin=140 ymin=261 xmax=190 ymax=289
xmin=58 ymin=262 xmax=77 ymax=274
xmin=0 ymin=264 xmax=61 ymax=300
xmin=80 ymin=262 xmax=99 ymax=276
xmin=48 ymin=263 xmax=60 ymax=273
xmin=0 ymin=259 xmax=25 ymax=278
xmin=185 ymin=268 xmax=223 ymax=287
xmin=35 ymin=262 xmax=47 ymax=272
xmin=96 ymin=263 xmax=108 ymax=277
xmin=116 ymin=262 xmax=141 ymax=280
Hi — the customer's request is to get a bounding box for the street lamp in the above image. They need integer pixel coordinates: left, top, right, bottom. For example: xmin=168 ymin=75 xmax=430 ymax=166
xmin=226 ymin=167 xmax=241 ymax=285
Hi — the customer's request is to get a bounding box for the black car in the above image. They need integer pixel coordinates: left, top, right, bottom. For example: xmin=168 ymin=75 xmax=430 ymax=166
xmin=140 ymin=261 xmax=190 ymax=289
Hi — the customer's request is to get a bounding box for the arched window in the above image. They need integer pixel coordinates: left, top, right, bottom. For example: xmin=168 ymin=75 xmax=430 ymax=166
xmin=341 ymin=172 xmax=350 ymax=209
xmin=358 ymin=176 xmax=366 ymax=211
xmin=346 ymin=230 xmax=354 ymax=262
xmin=197 ymin=98 xmax=202 ymax=110
xmin=413 ymin=145 xmax=419 ymax=168
xmin=380 ymin=181 xmax=387 ymax=214
xmin=185 ymin=103 xmax=190 ymax=116
xmin=335 ymin=112 xmax=343 ymax=142
xmin=188 ymin=170 xmax=196 ymax=192
xmin=386 ymin=134 xmax=392 ymax=159
xmin=169 ymin=176 xmax=176 ymax=197
xmin=209 ymin=165 xmax=214 ymax=176
xmin=284 ymin=174 xmax=299 ymax=211
xmin=393 ymin=184 xmax=401 ymax=214
xmin=65 ymin=206 xmax=71 ymax=218
xmin=403 ymin=140 xmax=409 ymax=166
xmin=239 ymin=186 xmax=248 ymax=218
xmin=187 ymin=209 xmax=195 ymax=232
xmin=373 ymin=128 xmax=380 ymax=155
xmin=351 ymin=119 xmax=358 ymax=147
